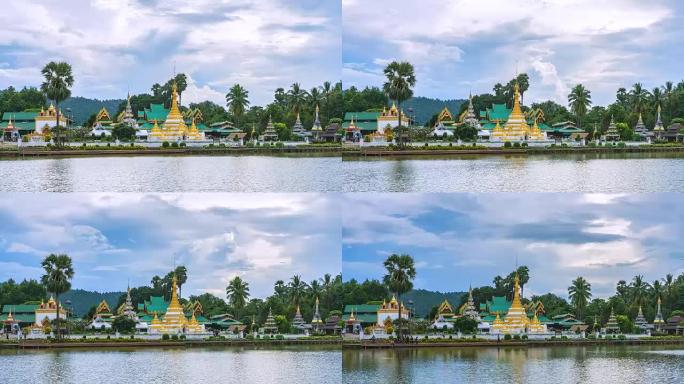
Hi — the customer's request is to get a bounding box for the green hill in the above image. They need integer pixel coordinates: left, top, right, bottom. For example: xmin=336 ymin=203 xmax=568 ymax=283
xmin=402 ymin=96 xmax=466 ymax=125
xmin=401 ymin=289 xmax=465 ymax=318
xmin=60 ymin=96 xmax=124 ymax=125
xmin=60 ymin=289 xmax=125 ymax=317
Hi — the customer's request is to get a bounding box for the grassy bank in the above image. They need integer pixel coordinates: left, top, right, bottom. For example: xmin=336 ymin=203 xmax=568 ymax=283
xmin=342 ymin=144 xmax=684 ymax=158
xmin=1 ymin=337 xmax=342 ymax=350
xmin=343 ymin=336 xmax=684 ymax=349
xmin=0 ymin=145 xmax=341 ymax=159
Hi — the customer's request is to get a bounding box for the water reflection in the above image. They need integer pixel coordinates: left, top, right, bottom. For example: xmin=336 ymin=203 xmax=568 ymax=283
xmin=342 ymin=153 xmax=684 ymax=192
xmin=0 ymin=155 xmax=342 ymax=192
xmin=0 ymin=346 xmax=340 ymax=384
xmin=342 ymin=345 xmax=684 ymax=384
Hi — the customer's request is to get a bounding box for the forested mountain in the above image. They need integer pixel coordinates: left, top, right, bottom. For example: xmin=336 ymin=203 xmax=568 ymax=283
xmin=401 ymin=289 xmax=465 ymax=318
xmin=60 ymin=97 xmax=125 ymax=125
xmin=59 ymin=289 xmax=125 ymax=317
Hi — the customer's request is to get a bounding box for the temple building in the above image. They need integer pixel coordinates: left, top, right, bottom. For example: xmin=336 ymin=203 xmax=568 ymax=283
xmin=89 ymin=300 xmax=114 ymax=330
xmin=261 ymin=115 xmax=279 ymax=142
xmin=490 ymin=83 xmax=545 ymax=142
xmin=633 ymin=113 xmax=651 ymax=140
xmin=653 ymin=105 xmax=665 ymax=140
xmin=310 ymin=105 xmax=323 ymax=141
xmin=462 ymin=287 xmax=481 ymax=322
xmin=343 ymin=103 xmax=410 ymax=140
xmin=654 ymin=297 xmax=665 ymax=331
xmin=34 ymin=296 xmax=68 ymax=326
xmin=291 ymin=112 xmax=308 ymax=139
xmin=604 ymin=308 xmax=620 ymax=333
xmin=148 ymin=82 xmax=204 ymax=142
xmin=1 ymin=104 xmax=69 ymax=141
xmin=604 ymin=116 xmax=621 ymax=141
xmin=634 ymin=306 xmax=649 ymax=330
xmin=431 ymin=299 xmax=456 ymax=329
xmin=263 ymin=308 xmax=278 ymax=334
xmin=489 ymin=274 xmax=547 ymax=335
xmin=291 ymin=305 xmax=308 ymax=333
xmin=344 ymin=115 xmax=362 ymax=142
xmin=147 ymin=275 xmax=205 ymax=335
xmin=311 ymin=297 xmax=324 ymax=333
xmin=376 ymin=295 xmax=410 ymax=326
xmin=343 ymin=303 xmax=381 ymax=327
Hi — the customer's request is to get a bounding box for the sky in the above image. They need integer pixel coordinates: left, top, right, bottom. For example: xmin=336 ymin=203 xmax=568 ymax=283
xmin=342 ymin=193 xmax=684 ymax=301
xmin=0 ymin=193 xmax=341 ymax=299
xmin=0 ymin=0 xmax=341 ymax=106
xmin=343 ymin=0 xmax=684 ymax=106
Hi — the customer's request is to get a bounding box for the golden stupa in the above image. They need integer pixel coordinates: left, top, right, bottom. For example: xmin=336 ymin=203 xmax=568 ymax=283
xmin=490 ymin=273 xmax=546 ymax=334
xmin=148 ymin=82 xmax=204 ymax=142
xmin=490 ymin=82 xmax=545 ymax=142
xmin=148 ymin=274 xmax=204 ymax=335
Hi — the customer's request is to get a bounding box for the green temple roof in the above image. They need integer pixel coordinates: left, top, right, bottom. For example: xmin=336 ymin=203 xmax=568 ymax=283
xmin=2 ymin=112 xmax=39 ymax=121
xmin=344 ymin=111 xmax=381 ymax=121
xmin=344 ymin=304 xmax=380 ymax=314
xmin=342 ymin=121 xmax=376 ymax=132
xmin=2 ymin=304 xmax=39 ymax=313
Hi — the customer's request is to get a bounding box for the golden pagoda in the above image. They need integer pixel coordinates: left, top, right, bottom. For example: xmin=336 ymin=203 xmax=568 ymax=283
xmin=150 ymin=119 xmax=162 ymax=137
xmin=490 ymin=273 xmax=546 ymax=334
xmin=186 ymin=313 xmax=203 ymax=333
xmin=490 ymin=82 xmax=545 ymax=142
xmin=148 ymin=274 xmax=204 ymax=335
xmin=149 ymin=312 xmax=162 ymax=332
xmin=186 ymin=117 xmax=203 ymax=141
xmin=148 ymin=81 xmax=204 ymax=142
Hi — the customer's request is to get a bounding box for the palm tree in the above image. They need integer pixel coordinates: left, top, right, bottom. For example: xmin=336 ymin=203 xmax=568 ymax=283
xmin=383 ymin=61 xmax=416 ymax=148
xmin=321 ymin=273 xmax=333 ymax=309
xmin=288 ymin=275 xmax=309 ymax=307
xmin=662 ymin=81 xmax=674 ymax=119
xmin=174 ymin=265 xmax=187 ymax=299
xmin=287 ymin=83 xmax=309 ymax=115
xmin=516 ymin=73 xmax=530 ymax=105
xmin=516 ymin=266 xmax=530 ymax=298
xmin=630 ymin=275 xmax=650 ymax=308
xmin=382 ymin=253 xmax=416 ymax=340
xmin=309 ymin=87 xmax=322 ymax=111
xmin=174 ymin=73 xmax=188 ymax=106
xmin=225 ymin=84 xmax=250 ymax=129
xmin=630 ymin=83 xmax=651 ymax=115
xmin=568 ymin=84 xmax=592 ymax=130
xmin=40 ymin=61 xmax=74 ymax=147
xmin=226 ymin=276 xmax=250 ymax=322
xmin=40 ymin=254 xmax=74 ymax=341
xmin=568 ymin=276 xmax=592 ymax=320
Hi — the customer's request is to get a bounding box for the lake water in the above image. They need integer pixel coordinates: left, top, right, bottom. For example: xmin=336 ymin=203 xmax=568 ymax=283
xmin=341 ymin=153 xmax=684 ymax=192
xmin=0 ymin=155 xmax=342 ymax=192
xmin=0 ymin=346 xmax=340 ymax=384
xmin=1 ymin=153 xmax=684 ymax=192
xmin=342 ymin=345 xmax=684 ymax=384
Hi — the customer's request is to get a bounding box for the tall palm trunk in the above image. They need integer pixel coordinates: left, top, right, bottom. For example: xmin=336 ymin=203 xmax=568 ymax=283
xmin=55 ymin=103 xmax=60 ymax=147
xmin=397 ymin=104 xmax=403 ymax=148
xmin=55 ymin=294 xmax=61 ymax=341
xmin=396 ymin=291 xmax=401 ymax=341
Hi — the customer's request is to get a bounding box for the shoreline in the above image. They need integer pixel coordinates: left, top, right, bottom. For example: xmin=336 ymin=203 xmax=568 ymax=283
xmin=1 ymin=145 xmax=683 ymax=159
xmin=0 ymin=338 xmax=342 ymax=351
xmin=343 ymin=337 xmax=684 ymax=350
xmin=0 ymin=146 xmax=341 ymax=159
xmin=343 ymin=145 xmax=684 ymax=158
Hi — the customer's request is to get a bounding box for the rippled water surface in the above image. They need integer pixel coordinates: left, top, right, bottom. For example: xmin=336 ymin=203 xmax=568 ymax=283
xmin=0 ymin=155 xmax=342 ymax=192
xmin=341 ymin=153 xmax=684 ymax=192
xmin=343 ymin=345 xmax=684 ymax=384
xmin=0 ymin=346 xmax=340 ymax=384
xmin=1 ymin=153 xmax=684 ymax=192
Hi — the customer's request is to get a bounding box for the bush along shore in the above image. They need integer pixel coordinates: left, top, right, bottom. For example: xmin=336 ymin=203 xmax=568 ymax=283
xmin=343 ymin=335 xmax=684 ymax=349
xmin=0 ymin=142 xmax=341 ymax=158
xmin=342 ymin=142 xmax=684 ymax=157
xmin=0 ymin=335 xmax=342 ymax=350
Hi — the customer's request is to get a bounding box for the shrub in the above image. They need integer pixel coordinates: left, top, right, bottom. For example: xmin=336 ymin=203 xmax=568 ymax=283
xmin=180 ymin=335 xmax=186 ymax=340
xmin=171 ymin=142 xmax=179 ymax=148
xmin=513 ymin=335 xmax=521 ymax=340
xmin=275 ymin=334 xmax=284 ymax=340
xmin=162 ymin=334 xmax=170 ymax=340
xmin=180 ymin=142 xmax=187 ymax=147
xmin=561 ymin=336 xmax=568 ymax=341
xmin=162 ymin=141 xmax=170 ymax=148
xmin=513 ymin=142 xmax=521 ymax=148
xmin=171 ymin=334 xmax=179 ymax=340
xmin=522 ymin=142 xmax=528 ymax=147
xmin=522 ymin=335 xmax=528 ymax=340
xmin=504 ymin=334 xmax=512 ymax=340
